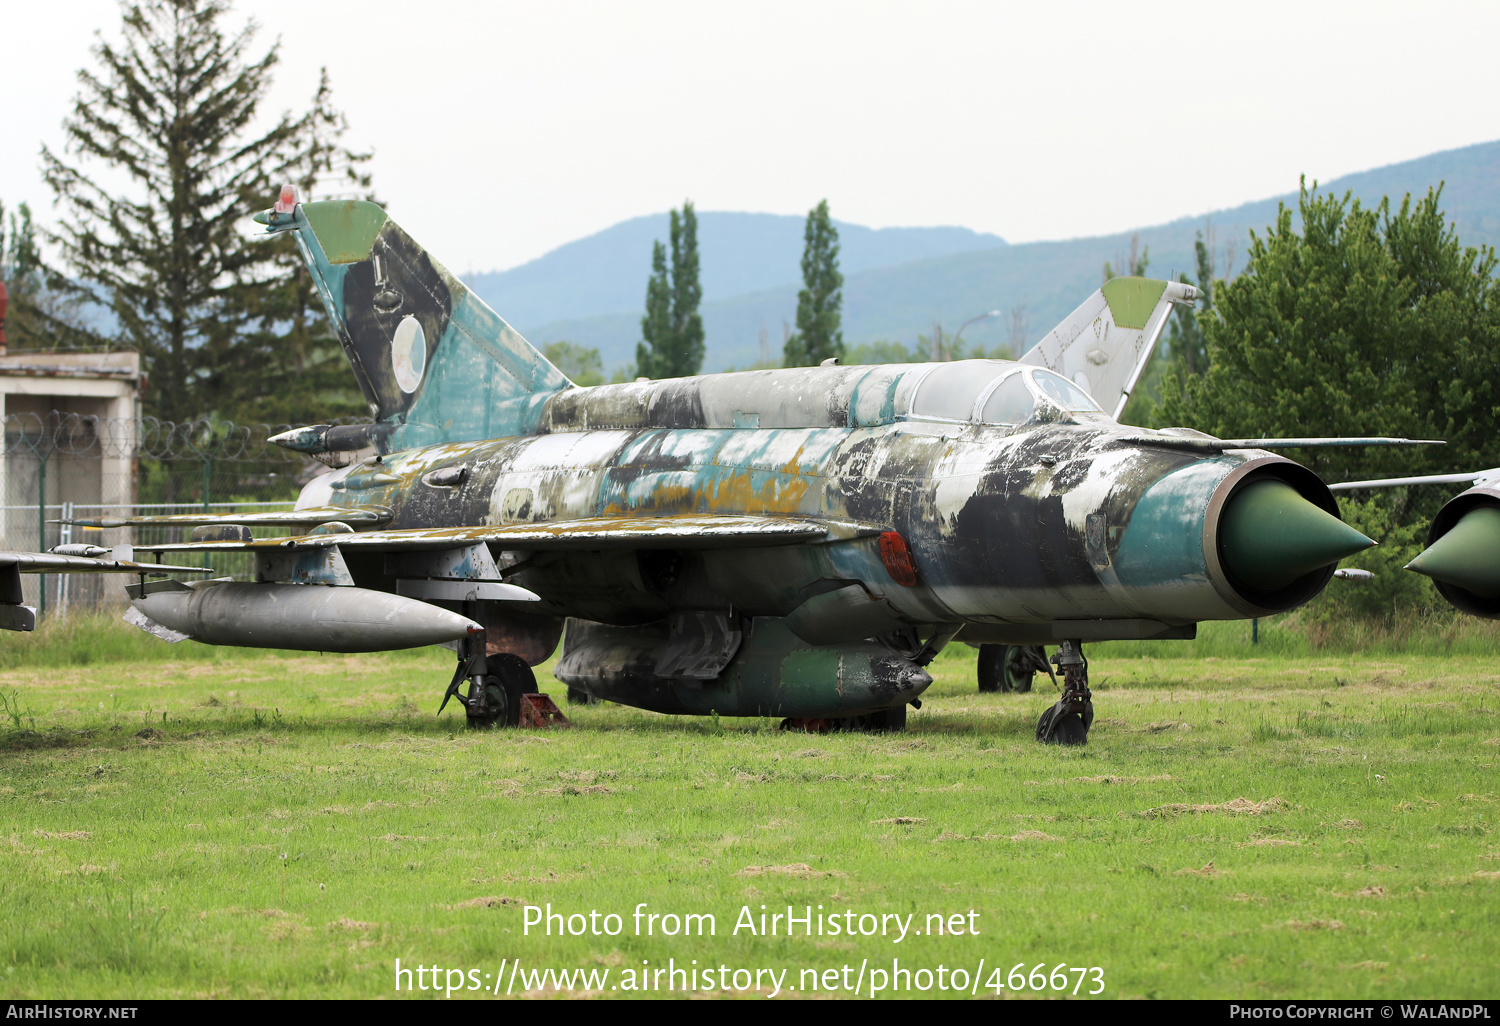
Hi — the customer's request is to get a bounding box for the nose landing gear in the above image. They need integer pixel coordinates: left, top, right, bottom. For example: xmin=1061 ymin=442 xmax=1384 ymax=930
xmin=1035 ymin=639 xmax=1093 ymax=745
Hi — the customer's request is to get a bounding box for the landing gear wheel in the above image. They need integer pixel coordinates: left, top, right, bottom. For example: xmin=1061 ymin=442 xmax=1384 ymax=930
xmin=464 ymin=680 xmax=507 ymax=730
xmin=465 ymin=654 xmax=534 ymax=729
xmin=978 ymin=645 xmax=1042 ymax=693
xmin=977 ymin=645 xmax=1005 ymax=692
xmin=566 ymin=687 xmax=598 ymax=705
xmin=493 ymin=653 xmax=534 ymax=728
xmin=1006 ymin=645 xmax=1042 ymax=693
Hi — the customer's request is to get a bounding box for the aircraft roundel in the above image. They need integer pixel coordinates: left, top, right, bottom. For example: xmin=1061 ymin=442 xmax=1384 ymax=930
xmin=391 ymin=315 xmax=427 ymax=393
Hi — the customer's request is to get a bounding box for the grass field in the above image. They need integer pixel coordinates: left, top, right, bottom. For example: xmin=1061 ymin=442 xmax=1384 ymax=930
xmin=1 ymin=615 xmax=1497 ymax=999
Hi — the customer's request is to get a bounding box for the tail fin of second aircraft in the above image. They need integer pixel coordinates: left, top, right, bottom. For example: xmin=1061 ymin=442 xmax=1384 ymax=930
xmin=1020 ymin=277 xmax=1197 ymax=420
xmin=258 ymin=192 xmax=571 ymax=451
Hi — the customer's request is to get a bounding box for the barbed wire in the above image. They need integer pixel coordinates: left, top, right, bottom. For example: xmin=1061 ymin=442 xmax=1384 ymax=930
xmin=1 ymin=412 xmax=372 ymax=462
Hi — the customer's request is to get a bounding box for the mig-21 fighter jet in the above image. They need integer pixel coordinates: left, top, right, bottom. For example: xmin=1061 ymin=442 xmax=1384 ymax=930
xmin=63 ymin=188 xmax=1437 ymax=744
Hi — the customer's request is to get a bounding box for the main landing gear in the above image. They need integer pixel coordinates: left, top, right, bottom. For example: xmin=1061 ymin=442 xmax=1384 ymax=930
xmin=977 ymin=644 xmax=1046 ymax=693
xmin=438 ymin=633 xmax=537 ymax=729
xmin=1035 ymin=639 xmax=1093 ymax=746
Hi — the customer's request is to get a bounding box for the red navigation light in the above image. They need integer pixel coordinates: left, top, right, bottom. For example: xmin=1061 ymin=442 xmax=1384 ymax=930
xmin=879 ymin=530 xmax=919 ymax=587
xmin=274 ymin=184 xmax=298 ymax=214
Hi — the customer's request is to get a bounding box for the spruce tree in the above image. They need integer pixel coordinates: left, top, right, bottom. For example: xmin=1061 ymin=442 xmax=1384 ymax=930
xmin=636 ymin=201 xmax=705 ymax=378
xmin=41 ymin=0 xmax=368 ymax=425
xmin=0 ymin=203 xmax=40 ymax=343
xmin=220 ymin=70 xmax=375 ymax=425
xmin=783 ymin=200 xmax=843 ymax=366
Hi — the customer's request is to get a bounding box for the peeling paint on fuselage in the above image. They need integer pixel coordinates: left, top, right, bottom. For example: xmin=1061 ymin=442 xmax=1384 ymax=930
xmin=308 ymin=360 xmax=1291 ymax=635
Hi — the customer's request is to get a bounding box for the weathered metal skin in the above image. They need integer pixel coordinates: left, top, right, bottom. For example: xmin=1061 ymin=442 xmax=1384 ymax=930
xmin=269 ymin=360 xmax=1342 ymax=718
xmin=297 ymin=374 xmax=1322 ymax=610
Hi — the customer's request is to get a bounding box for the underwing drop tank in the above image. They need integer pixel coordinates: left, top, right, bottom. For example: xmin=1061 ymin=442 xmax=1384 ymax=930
xmin=126 ymin=580 xmax=483 ymax=652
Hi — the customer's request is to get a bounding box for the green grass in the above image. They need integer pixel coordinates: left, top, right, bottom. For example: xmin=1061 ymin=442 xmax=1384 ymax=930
xmin=1 ymin=616 xmax=1498 ymax=999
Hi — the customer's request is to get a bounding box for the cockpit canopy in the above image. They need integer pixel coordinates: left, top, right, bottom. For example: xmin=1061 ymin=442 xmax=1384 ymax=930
xmin=907 ymin=360 xmax=1104 ymax=425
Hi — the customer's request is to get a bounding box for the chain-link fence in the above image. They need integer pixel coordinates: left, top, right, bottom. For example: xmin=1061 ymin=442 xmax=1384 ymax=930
xmin=2 ymin=412 xmax=361 ymax=617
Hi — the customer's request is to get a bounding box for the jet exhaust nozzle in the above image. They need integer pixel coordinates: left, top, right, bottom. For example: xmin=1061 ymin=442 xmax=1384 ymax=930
xmin=1218 ymin=478 xmax=1375 ymax=593
xmin=1407 ymin=505 xmax=1500 ymax=599
xmin=128 ymin=581 xmax=482 ymax=652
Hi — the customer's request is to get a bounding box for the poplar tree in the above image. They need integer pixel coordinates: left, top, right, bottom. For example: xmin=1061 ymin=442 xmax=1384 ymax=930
xmin=668 ymin=202 xmax=705 ymax=375
xmin=41 ymin=0 xmax=369 ymax=425
xmin=783 ymin=200 xmax=843 ymax=366
xmin=636 ymin=202 xmax=704 ymax=378
xmin=636 ymin=241 xmax=673 ymax=378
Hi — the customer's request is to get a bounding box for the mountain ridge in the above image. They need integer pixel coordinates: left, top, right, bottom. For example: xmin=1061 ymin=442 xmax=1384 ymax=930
xmin=474 ymin=139 xmax=1500 ymax=372
xmin=464 ymin=213 xmax=1006 ymax=332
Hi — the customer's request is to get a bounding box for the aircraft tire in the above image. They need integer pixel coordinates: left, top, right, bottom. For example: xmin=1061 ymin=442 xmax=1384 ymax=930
xmin=1003 ymin=645 xmax=1038 ymax=693
xmin=566 ymin=687 xmax=599 ymax=705
xmin=1049 ymin=713 xmax=1089 ymax=746
xmin=467 ymin=653 xmax=533 ymax=729
xmin=977 ymin=644 xmax=1005 ymax=692
xmin=496 ymin=653 xmax=535 ymax=728
xmin=978 ymin=645 xmax=1039 ymax=693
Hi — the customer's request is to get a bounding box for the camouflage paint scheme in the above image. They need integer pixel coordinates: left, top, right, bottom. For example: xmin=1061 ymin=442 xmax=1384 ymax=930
xmin=97 ymin=200 xmax=1356 ymax=723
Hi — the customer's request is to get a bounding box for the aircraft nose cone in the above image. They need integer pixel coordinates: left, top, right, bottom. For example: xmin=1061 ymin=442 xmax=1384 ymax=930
xmin=1218 ymin=479 xmax=1375 ymax=592
xmin=1407 ymin=506 xmax=1500 ymax=598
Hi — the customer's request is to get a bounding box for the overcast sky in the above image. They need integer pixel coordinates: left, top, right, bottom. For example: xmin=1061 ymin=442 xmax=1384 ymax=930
xmin=5 ymin=0 xmax=1498 ymax=275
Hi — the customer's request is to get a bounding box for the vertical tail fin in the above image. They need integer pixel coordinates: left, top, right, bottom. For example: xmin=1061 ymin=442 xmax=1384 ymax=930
xmin=257 ymin=197 xmax=571 ymax=450
xmin=1020 ymin=277 xmax=1197 ymax=419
